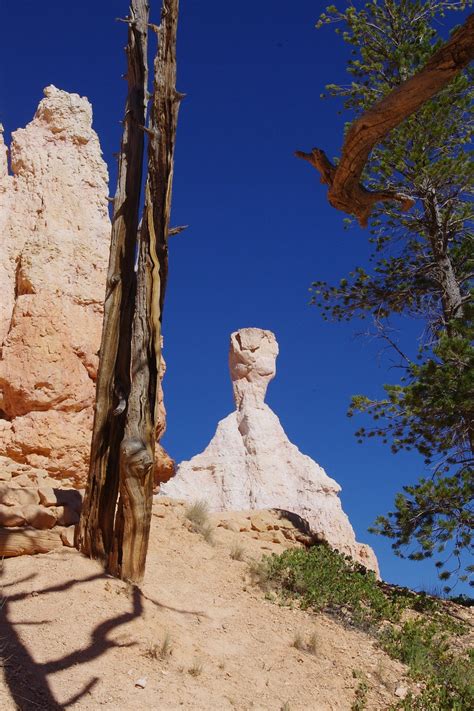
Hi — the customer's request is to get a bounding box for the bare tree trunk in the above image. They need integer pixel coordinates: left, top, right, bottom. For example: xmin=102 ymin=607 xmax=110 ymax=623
xmin=296 ymin=14 xmax=474 ymax=227
xmin=437 ymin=254 xmax=465 ymax=325
xmin=78 ymin=0 xmax=149 ymax=563
xmin=79 ymin=0 xmax=181 ymax=583
xmin=108 ymin=1 xmax=181 ymax=582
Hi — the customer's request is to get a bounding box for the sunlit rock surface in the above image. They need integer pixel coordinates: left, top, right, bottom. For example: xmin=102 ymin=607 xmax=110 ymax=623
xmin=0 ymin=86 xmax=173 ymax=487
xmin=162 ymin=328 xmax=378 ymax=573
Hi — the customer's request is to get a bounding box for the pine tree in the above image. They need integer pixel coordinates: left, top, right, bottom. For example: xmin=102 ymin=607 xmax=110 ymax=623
xmin=306 ymin=1 xmax=473 ymax=588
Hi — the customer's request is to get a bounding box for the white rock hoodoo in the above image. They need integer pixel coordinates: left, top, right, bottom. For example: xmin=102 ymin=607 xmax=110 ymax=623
xmin=162 ymin=327 xmax=379 ymax=573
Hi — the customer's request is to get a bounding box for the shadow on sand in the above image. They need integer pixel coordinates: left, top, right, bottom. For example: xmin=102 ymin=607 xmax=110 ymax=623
xmin=0 ymin=555 xmax=203 ymax=710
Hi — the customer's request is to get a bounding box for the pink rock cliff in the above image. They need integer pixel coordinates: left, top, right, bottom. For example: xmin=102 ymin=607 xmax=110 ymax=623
xmin=0 ymin=86 xmax=173 ymax=488
xmin=0 ymin=87 xmax=110 ymax=486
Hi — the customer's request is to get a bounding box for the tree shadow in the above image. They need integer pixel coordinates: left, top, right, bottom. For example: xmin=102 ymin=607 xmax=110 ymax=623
xmin=0 ymin=558 xmax=203 ymax=710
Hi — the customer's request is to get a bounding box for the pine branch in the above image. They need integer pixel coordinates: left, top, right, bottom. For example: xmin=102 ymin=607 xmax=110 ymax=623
xmin=296 ymin=13 xmax=474 ymax=227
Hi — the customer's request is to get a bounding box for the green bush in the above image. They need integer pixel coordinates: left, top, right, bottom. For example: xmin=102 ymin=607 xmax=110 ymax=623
xmin=252 ymin=545 xmax=472 ymax=710
xmin=382 ymin=620 xmax=474 ymax=710
xmin=252 ymin=544 xmax=404 ymax=628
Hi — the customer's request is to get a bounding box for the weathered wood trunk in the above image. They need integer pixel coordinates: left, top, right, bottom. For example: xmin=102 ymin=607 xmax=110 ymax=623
xmin=109 ymin=0 xmax=182 ymax=581
xmin=78 ymin=0 xmax=181 ymax=583
xmin=78 ymin=0 xmax=149 ymax=564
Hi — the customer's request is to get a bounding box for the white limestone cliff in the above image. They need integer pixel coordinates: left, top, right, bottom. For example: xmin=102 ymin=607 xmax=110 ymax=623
xmin=162 ymin=328 xmax=379 ymax=573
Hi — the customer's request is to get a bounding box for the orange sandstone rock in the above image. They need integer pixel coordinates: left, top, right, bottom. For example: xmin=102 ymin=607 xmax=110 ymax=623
xmin=22 ymin=504 xmax=57 ymax=530
xmin=0 ymin=504 xmax=25 ymax=527
xmin=0 ymin=86 xmax=109 ymax=486
xmin=0 ymin=87 xmax=173 ymax=489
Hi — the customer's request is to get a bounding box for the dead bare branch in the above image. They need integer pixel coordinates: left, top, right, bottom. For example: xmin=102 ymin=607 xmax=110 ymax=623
xmin=169 ymin=224 xmax=188 ymax=236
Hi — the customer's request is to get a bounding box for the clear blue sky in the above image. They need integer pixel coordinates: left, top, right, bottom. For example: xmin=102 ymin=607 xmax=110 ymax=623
xmin=0 ymin=1 xmax=468 ymax=593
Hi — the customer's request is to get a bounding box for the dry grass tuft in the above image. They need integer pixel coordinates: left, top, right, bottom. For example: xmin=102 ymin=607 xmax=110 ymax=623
xmin=230 ymin=543 xmax=245 ymax=561
xmin=159 ymin=631 xmax=173 ymax=659
xmin=292 ymin=630 xmax=318 ymax=655
xmin=292 ymin=631 xmax=305 ymax=652
xmin=185 ymin=500 xmax=209 ymax=528
xmin=142 ymin=642 xmax=160 ymax=660
xmin=184 ymin=501 xmax=215 ymax=545
xmin=142 ymin=631 xmax=173 ymax=660
xmin=248 ymin=558 xmax=271 ymax=588
xmin=201 ymin=523 xmax=215 ymax=546
xmin=188 ymin=661 xmax=203 ymax=677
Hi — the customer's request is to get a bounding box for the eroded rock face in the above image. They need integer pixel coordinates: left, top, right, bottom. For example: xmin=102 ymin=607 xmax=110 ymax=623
xmin=0 ymin=86 xmax=174 ymax=488
xmin=162 ymin=328 xmax=378 ymax=573
xmin=0 ymin=477 xmax=82 ymax=556
xmin=0 ymin=87 xmax=109 ymax=486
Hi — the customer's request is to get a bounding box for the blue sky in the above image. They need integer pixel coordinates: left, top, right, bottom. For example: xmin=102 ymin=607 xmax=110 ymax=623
xmin=0 ymin=1 xmax=469 ymax=593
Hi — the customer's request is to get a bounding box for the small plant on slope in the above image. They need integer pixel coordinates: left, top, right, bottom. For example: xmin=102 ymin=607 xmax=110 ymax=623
xmin=351 ymin=670 xmax=369 ymax=711
xmin=184 ymin=500 xmax=215 ymax=545
xmin=188 ymin=661 xmax=203 ymax=677
xmin=230 ymin=543 xmax=245 ymax=561
xmin=185 ymin=500 xmax=209 ymax=528
xmin=252 ymin=545 xmax=471 ymax=710
xmin=292 ymin=630 xmax=318 ymax=655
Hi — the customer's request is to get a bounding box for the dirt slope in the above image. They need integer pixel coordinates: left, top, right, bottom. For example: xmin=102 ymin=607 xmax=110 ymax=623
xmin=0 ymin=500 xmax=409 ymax=710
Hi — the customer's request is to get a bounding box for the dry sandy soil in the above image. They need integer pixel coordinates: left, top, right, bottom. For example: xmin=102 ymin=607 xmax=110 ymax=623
xmin=0 ymin=499 xmax=411 ymax=710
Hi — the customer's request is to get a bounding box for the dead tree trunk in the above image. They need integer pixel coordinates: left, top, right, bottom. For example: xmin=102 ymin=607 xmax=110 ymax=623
xmin=78 ymin=0 xmax=149 ymax=563
xmin=109 ymin=0 xmax=182 ymax=581
xmin=79 ymin=0 xmax=181 ymax=583
xmin=296 ymin=14 xmax=474 ymax=227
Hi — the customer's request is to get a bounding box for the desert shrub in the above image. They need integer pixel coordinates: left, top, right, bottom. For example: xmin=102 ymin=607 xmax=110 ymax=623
xmin=382 ymin=620 xmax=474 ymax=710
xmin=251 ymin=544 xmax=400 ymax=628
xmin=253 ymin=545 xmax=472 ymax=710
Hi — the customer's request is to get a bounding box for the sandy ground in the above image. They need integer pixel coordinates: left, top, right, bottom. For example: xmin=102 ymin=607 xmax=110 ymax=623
xmin=0 ymin=500 xmax=410 ymax=711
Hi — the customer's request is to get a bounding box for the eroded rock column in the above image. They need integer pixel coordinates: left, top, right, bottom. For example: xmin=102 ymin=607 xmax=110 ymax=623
xmin=162 ymin=328 xmax=379 ymax=573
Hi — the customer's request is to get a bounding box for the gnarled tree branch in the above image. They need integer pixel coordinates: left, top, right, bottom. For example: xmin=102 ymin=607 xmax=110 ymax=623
xmin=296 ymin=13 xmax=474 ymax=227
